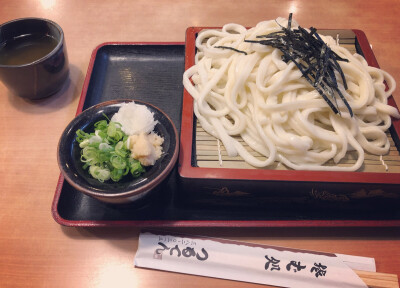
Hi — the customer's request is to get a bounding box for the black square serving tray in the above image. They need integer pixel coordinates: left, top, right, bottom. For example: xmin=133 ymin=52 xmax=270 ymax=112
xmin=52 ymin=41 xmax=400 ymax=227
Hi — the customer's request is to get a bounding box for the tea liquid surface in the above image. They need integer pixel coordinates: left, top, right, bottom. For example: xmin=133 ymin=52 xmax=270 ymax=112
xmin=0 ymin=34 xmax=58 ymax=65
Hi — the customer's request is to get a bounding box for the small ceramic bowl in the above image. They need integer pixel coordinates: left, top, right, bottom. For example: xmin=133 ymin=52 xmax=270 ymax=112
xmin=57 ymin=99 xmax=179 ymax=204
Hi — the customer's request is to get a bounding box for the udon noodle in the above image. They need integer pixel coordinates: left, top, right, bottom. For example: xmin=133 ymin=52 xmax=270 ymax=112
xmin=182 ymin=18 xmax=400 ymax=171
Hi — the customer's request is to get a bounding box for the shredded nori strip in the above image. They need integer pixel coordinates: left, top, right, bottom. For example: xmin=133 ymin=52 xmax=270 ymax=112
xmin=245 ymin=13 xmax=353 ymax=117
xmin=215 ymin=46 xmax=248 ymax=55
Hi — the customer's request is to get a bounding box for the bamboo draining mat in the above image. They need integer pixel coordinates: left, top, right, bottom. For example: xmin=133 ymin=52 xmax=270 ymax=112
xmin=194 ymin=30 xmax=400 ymax=173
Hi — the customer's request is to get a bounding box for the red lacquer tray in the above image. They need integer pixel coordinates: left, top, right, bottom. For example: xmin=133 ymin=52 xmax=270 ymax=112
xmin=52 ymin=32 xmax=400 ymax=227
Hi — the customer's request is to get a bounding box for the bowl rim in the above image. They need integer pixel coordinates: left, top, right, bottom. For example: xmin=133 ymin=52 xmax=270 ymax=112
xmin=57 ymin=99 xmax=179 ymax=199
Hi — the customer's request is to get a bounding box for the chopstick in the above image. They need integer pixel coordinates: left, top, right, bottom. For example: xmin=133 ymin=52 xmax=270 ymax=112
xmin=355 ymin=270 xmax=399 ymax=288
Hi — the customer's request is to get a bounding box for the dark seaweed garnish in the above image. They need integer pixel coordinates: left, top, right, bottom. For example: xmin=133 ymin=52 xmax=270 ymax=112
xmin=215 ymin=46 xmax=248 ymax=55
xmin=244 ymin=13 xmax=353 ymax=116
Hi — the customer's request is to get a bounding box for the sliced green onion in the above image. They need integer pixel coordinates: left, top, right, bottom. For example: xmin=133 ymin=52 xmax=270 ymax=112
xmin=110 ymin=168 xmax=125 ymax=182
xmin=110 ymin=154 xmax=127 ymax=169
xmin=129 ymin=158 xmax=145 ymax=178
xmin=81 ymin=146 xmax=99 ymax=165
xmin=89 ymin=134 xmax=102 ymax=144
xmin=89 ymin=165 xmax=111 ymax=182
xmin=97 ymin=130 xmax=108 ymax=140
xmin=115 ymin=141 xmax=129 ymax=158
xmin=99 ymin=143 xmax=113 ymax=151
xmin=94 ymin=119 xmax=108 ymax=130
xmin=76 ymin=117 xmax=147 ymax=183
xmin=79 ymin=139 xmax=90 ymax=148
xmin=107 ymin=122 xmax=117 ymax=138
xmin=76 ymin=129 xmax=91 ymax=143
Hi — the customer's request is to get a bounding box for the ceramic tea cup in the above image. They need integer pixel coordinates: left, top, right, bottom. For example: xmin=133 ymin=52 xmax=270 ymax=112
xmin=0 ymin=18 xmax=69 ymax=100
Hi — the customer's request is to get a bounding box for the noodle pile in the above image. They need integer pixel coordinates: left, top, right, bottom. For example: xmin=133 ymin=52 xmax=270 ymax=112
xmin=183 ymin=17 xmax=400 ymax=171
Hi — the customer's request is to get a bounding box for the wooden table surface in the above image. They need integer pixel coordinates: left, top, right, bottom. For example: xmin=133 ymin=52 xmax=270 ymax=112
xmin=1 ymin=0 xmax=399 ymax=287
